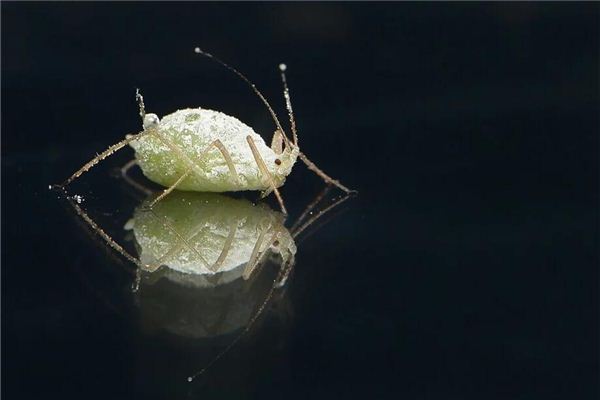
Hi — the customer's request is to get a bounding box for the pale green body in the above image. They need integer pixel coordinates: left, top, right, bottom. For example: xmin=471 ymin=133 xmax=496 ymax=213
xmin=129 ymin=108 xmax=298 ymax=192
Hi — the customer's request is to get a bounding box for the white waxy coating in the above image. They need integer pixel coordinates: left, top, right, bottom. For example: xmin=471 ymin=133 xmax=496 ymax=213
xmin=129 ymin=108 xmax=297 ymax=192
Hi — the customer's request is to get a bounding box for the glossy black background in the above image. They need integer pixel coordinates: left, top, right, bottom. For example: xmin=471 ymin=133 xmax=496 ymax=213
xmin=2 ymin=3 xmax=598 ymax=399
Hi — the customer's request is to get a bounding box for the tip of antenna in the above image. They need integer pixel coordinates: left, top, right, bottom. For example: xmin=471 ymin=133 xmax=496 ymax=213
xmin=279 ymin=63 xmax=287 ymax=72
xmin=187 ymin=376 xmax=194 ymax=382
xmin=194 ymin=47 xmax=201 ymax=54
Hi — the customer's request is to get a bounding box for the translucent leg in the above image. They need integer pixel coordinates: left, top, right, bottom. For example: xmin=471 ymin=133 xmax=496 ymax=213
xmin=299 ymin=152 xmax=356 ymax=194
xmin=60 ymin=131 xmax=148 ymax=187
xmin=246 ymin=135 xmax=288 ymax=214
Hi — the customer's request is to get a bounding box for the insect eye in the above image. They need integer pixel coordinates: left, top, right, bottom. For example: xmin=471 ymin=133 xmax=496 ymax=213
xmin=273 ymin=240 xmax=279 ymax=247
xmin=274 ymin=159 xmax=282 ymax=166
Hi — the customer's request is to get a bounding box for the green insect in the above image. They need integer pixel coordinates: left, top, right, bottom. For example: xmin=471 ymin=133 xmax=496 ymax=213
xmin=59 ymin=48 xmax=355 ymax=213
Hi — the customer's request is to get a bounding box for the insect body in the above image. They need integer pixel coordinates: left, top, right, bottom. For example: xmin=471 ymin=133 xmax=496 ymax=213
xmin=130 ymin=107 xmax=298 ymax=193
xmin=58 ymin=48 xmax=355 ymax=213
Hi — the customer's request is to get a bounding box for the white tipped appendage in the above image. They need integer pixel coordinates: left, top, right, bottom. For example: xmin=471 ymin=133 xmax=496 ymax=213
xmin=279 ymin=63 xmax=287 ymax=72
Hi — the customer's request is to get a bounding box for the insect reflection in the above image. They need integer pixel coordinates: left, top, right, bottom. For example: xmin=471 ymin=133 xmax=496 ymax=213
xmin=127 ymin=192 xmax=296 ymax=285
xmin=63 ymin=183 xmax=351 ymax=382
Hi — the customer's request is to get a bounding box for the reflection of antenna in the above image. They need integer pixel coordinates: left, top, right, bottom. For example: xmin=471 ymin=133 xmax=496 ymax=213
xmin=186 ymin=258 xmax=293 ymax=382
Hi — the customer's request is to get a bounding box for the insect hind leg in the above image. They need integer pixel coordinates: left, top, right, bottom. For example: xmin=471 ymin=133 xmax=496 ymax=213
xmin=299 ymin=152 xmax=357 ymax=194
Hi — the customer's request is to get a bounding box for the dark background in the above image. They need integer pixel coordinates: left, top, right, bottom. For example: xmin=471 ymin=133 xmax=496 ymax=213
xmin=2 ymin=3 xmax=598 ymax=399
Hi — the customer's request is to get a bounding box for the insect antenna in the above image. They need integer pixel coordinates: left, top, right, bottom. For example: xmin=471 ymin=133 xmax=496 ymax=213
xmin=193 ymin=47 xmax=293 ymax=148
xmin=135 ymin=88 xmax=146 ymax=122
xmin=278 ymin=63 xmax=298 ymax=146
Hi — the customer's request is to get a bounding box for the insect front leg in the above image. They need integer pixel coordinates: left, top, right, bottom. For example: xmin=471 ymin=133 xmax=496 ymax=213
xmin=246 ymin=135 xmax=288 ymax=215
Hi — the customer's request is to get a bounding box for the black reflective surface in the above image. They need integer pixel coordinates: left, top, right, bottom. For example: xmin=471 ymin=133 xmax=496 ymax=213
xmin=2 ymin=3 xmax=598 ymax=399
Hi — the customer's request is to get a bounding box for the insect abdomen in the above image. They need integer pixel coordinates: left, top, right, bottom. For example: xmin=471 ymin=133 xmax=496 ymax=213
xmin=130 ymin=108 xmax=277 ymax=192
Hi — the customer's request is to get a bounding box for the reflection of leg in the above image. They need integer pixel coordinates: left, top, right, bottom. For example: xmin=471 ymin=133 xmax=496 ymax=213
xmin=246 ymin=135 xmax=287 ymax=214
xmin=145 ymin=209 xmax=211 ymax=271
xmin=299 ymin=152 xmax=356 ymax=194
xmin=145 ymin=214 xmax=210 ymax=272
xmin=67 ymin=196 xmax=145 ymax=269
xmin=243 ymin=227 xmax=281 ymax=280
xmin=291 ymin=185 xmax=331 ymax=232
xmin=292 ymin=192 xmax=352 ymax=239
xmin=61 ymin=132 xmax=148 ymax=187
xmin=243 ymin=229 xmax=266 ymax=280
xmin=210 ymin=220 xmax=237 ymax=272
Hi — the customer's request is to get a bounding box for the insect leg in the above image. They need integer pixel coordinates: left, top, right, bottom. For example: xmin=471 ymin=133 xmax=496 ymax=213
xmin=147 ymin=139 xmax=240 ymax=209
xmin=144 ymin=211 xmax=212 ymax=272
xmin=292 ymin=191 xmax=353 ymax=239
xmin=60 ymin=131 xmax=148 ymax=187
xmin=120 ymin=159 xmax=153 ymax=196
xmin=290 ymin=185 xmax=331 ymax=232
xmin=65 ymin=195 xmax=147 ymax=269
xmin=246 ymin=135 xmax=288 ymax=215
xmin=147 ymin=168 xmax=194 ymax=208
xmin=210 ymin=220 xmax=237 ymax=272
xmin=144 ymin=208 xmax=211 ymax=270
xmin=212 ymin=139 xmax=240 ymax=184
xmin=299 ymin=152 xmax=357 ymax=194
xmin=243 ymin=228 xmax=282 ymax=281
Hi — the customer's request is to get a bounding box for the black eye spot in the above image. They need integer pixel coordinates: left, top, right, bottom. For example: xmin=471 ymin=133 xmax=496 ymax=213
xmin=275 ymin=159 xmax=282 ymax=165
xmin=273 ymin=240 xmax=279 ymax=247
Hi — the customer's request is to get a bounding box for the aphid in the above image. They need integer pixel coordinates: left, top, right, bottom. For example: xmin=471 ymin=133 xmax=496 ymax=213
xmin=58 ymin=48 xmax=356 ymax=214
